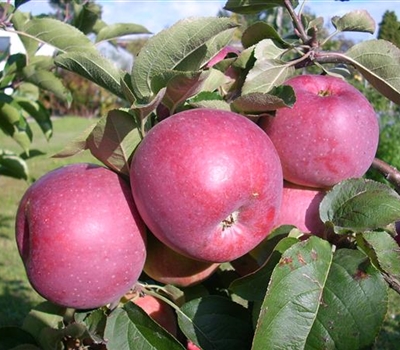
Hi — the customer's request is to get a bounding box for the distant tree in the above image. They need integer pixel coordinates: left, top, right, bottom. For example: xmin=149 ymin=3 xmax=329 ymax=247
xmin=378 ymin=10 xmax=400 ymax=47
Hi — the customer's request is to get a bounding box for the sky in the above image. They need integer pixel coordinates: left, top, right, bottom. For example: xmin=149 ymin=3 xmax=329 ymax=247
xmin=17 ymin=0 xmax=400 ymax=41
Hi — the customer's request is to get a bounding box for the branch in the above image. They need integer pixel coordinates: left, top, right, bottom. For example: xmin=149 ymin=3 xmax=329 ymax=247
xmin=283 ymin=0 xmax=309 ymax=44
xmin=371 ymin=157 xmax=400 ymax=193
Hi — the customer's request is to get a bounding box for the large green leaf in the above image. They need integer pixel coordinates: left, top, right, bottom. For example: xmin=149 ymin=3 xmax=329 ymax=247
xmin=241 ymin=21 xmax=290 ymax=49
xmin=242 ymin=39 xmax=294 ymax=94
xmin=16 ymin=98 xmax=52 ymax=140
xmin=0 ymin=149 xmax=29 ymax=180
xmin=344 ymin=39 xmax=400 ymax=105
xmin=331 ymin=10 xmax=375 ymax=34
xmin=23 ymin=18 xmax=96 ymax=53
xmin=360 ymin=230 xmax=400 ymax=290
xmin=252 ymin=237 xmax=387 ymax=349
xmin=104 ymin=302 xmax=184 ymax=350
xmin=131 ymin=17 xmax=237 ymax=101
xmin=320 ymin=178 xmax=400 ymax=234
xmin=22 ymin=66 xmax=72 ymax=104
xmin=0 ymin=98 xmax=32 ymax=154
xmin=95 ymin=23 xmax=150 ymax=43
xmin=85 ymin=109 xmax=141 ymax=175
xmin=232 ymin=85 xmax=296 ymax=114
xmin=54 ymin=51 xmax=126 ymax=100
xmin=73 ymin=2 xmax=102 ymax=35
xmin=177 ymin=295 xmax=253 ymax=350
xmin=230 ymin=236 xmax=299 ymax=301
xmin=11 ymin=9 xmax=39 ymax=56
xmin=224 ymin=0 xmax=299 ymax=14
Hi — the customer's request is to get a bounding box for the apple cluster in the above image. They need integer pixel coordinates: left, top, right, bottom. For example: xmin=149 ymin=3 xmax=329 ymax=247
xmin=15 ymin=74 xmax=379 ymax=313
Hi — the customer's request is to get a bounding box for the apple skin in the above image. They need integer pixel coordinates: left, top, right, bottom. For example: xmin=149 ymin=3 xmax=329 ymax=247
xmin=130 ymin=108 xmax=283 ymax=263
xmin=133 ymin=295 xmax=178 ymax=336
xmin=259 ymin=74 xmax=379 ymax=188
xmin=144 ymin=232 xmax=220 ymax=287
xmin=275 ymin=182 xmax=326 ymax=235
xmin=15 ymin=163 xmax=147 ymax=309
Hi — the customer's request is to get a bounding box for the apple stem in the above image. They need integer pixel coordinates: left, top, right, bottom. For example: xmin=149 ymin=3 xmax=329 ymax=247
xmin=140 ymin=284 xmax=182 ymax=313
xmin=371 ymin=158 xmax=400 ymax=193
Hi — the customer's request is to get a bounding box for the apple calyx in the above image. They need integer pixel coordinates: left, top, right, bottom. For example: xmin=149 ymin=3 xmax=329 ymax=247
xmin=221 ymin=211 xmax=239 ymax=230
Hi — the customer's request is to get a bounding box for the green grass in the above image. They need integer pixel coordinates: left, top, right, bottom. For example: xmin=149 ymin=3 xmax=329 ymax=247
xmin=0 ymin=116 xmax=100 ymax=326
xmin=0 ymin=117 xmax=400 ymax=348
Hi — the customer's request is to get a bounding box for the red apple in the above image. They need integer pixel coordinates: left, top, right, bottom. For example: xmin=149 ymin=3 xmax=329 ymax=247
xmin=130 ymin=108 xmax=283 ymax=263
xmin=144 ymin=233 xmax=220 ymax=287
xmin=133 ymin=294 xmax=178 ymax=336
xmin=187 ymin=340 xmax=201 ymax=350
xmin=274 ymin=182 xmax=326 ymax=235
xmin=15 ymin=163 xmax=147 ymax=309
xmin=259 ymin=74 xmax=379 ymax=188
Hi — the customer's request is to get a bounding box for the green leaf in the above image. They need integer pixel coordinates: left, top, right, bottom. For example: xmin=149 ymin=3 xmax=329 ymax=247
xmin=253 ymin=238 xmax=387 ymax=350
xmin=177 ymin=295 xmax=253 ymax=350
xmin=361 ymin=230 xmax=400 ymax=289
xmin=0 ymin=150 xmax=29 ymax=180
xmin=332 ymin=10 xmax=375 ymax=34
xmin=152 ymin=70 xmax=210 ymax=113
xmin=55 ymin=51 xmax=126 ymax=100
xmin=16 ymin=98 xmax=52 ymax=140
xmin=75 ymin=308 xmax=107 ymax=343
xmin=230 ymin=236 xmax=299 ymax=301
xmin=86 ymin=109 xmax=141 ymax=175
xmin=96 ymin=23 xmax=151 ymax=43
xmin=0 ymin=326 xmax=37 ymax=350
xmin=242 ymin=39 xmax=294 ymax=94
xmin=344 ymin=39 xmax=400 ymax=105
xmin=0 ymin=99 xmax=32 ymax=154
xmin=23 ymin=18 xmax=96 ymax=53
xmin=131 ymin=17 xmax=237 ymax=101
xmin=241 ymin=21 xmax=290 ymax=49
xmin=232 ymin=85 xmax=296 ymax=115
xmin=306 ymin=249 xmax=387 ymax=349
xmin=22 ymin=301 xmax=66 ymax=348
xmin=320 ymin=178 xmax=400 ymax=234
xmin=11 ymin=10 xmax=39 ymax=56
xmin=104 ymin=302 xmax=184 ymax=350
xmin=73 ymin=2 xmax=102 ymax=35
xmin=22 ymin=66 xmax=72 ymax=104
xmin=224 ymin=0 xmax=299 ymax=14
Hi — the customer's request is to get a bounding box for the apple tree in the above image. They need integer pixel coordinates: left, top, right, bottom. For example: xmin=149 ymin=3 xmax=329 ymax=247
xmin=2 ymin=0 xmax=400 ymax=349
xmin=0 ymin=0 xmax=149 ymax=181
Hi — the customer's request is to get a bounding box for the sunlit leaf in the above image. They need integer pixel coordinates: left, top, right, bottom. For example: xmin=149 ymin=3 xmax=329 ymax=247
xmin=86 ymin=109 xmax=141 ymax=175
xmin=104 ymin=302 xmax=184 ymax=350
xmin=131 ymin=17 xmax=237 ymax=100
xmin=344 ymin=39 xmax=400 ymax=104
xmin=55 ymin=51 xmax=126 ymax=100
xmin=232 ymin=85 xmax=295 ymax=114
xmin=332 ymin=10 xmax=375 ymax=34
xmin=253 ymin=237 xmax=387 ymax=349
xmin=320 ymin=178 xmax=400 ymax=234
xmin=241 ymin=21 xmax=290 ymax=49
xmin=0 ymin=150 xmax=29 ymax=180
xmin=22 ymin=66 xmax=72 ymax=104
xmin=96 ymin=23 xmax=150 ymax=43
xmin=23 ymin=17 xmax=96 ymax=53
xmin=16 ymin=98 xmax=52 ymax=140
xmin=224 ymin=0 xmax=299 ymax=14
xmin=73 ymin=2 xmax=101 ymax=35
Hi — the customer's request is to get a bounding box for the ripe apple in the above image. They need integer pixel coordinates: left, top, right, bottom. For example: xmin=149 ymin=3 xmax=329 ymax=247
xmin=15 ymin=163 xmax=147 ymax=309
xmin=274 ymin=182 xmax=326 ymax=235
xmin=130 ymin=108 xmax=283 ymax=263
xmin=133 ymin=294 xmax=178 ymax=336
xmin=144 ymin=233 xmax=220 ymax=287
xmin=259 ymin=74 xmax=379 ymax=188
